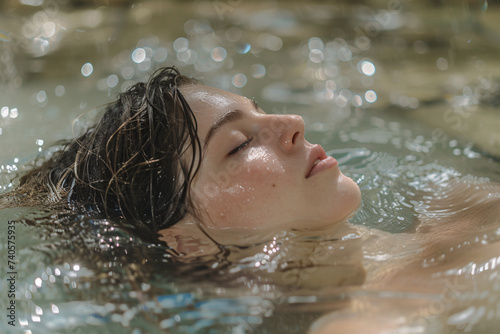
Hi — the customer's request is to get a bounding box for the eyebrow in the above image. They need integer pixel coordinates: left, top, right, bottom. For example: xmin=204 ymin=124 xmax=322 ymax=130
xmin=203 ymin=99 xmax=261 ymax=147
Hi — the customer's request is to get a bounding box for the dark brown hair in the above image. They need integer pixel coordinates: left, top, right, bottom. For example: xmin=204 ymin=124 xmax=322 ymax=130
xmin=15 ymin=67 xmax=202 ymax=234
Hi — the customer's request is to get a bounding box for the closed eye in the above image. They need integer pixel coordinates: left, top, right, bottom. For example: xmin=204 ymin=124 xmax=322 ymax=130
xmin=228 ymin=137 xmax=254 ymax=155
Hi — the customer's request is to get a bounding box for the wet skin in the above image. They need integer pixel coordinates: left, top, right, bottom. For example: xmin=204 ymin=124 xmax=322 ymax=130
xmin=174 ymin=84 xmax=360 ymax=233
xmin=156 ymin=84 xmax=500 ymax=333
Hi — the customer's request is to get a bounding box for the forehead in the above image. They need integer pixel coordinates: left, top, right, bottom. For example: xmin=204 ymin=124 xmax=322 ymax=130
xmin=180 ymin=84 xmax=254 ymax=137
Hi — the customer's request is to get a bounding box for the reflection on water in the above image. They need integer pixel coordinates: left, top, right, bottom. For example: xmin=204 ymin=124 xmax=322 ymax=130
xmin=1 ymin=128 xmax=499 ymax=333
xmin=1 ymin=0 xmax=500 ymax=333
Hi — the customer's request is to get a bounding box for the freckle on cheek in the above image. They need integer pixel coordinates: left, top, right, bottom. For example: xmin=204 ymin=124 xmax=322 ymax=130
xmin=272 ymin=184 xmax=276 ymax=187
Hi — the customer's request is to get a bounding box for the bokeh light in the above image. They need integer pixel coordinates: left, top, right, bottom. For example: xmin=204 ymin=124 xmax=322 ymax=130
xmin=232 ymin=73 xmax=247 ymax=88
xmin=81 ymin=63 xmax=93 ymax=77
xmin=359 ymin=60 xmax=376 ymax=76
xmin=365 ymin=90 xmax=377 ymax=103
xmin=211 ymin=47 xmax=227 ymax=62
xmin=132 ymin=48 xmax=146 ymax=63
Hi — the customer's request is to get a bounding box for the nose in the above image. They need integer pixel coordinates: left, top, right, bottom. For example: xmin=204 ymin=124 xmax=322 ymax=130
xmin=274 ymin=114 xmax=305 ymax=152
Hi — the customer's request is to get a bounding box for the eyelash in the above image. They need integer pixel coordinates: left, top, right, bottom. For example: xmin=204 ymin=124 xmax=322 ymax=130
xmin=228 ymin=137 xmax=254 ymax=155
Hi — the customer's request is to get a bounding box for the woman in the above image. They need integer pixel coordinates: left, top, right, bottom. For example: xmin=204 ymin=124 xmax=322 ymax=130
xmin=15 ymin=66 xmax=361 ymax=244
xmin=10 ymin=67 xmax=500 ymax=331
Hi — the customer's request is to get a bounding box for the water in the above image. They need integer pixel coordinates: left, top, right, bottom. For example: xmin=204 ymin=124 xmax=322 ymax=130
xmin=1 ymin=1 xmax=500 ymax=333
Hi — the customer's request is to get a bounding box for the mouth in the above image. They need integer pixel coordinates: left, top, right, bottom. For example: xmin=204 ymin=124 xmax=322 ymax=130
xmin=305 ymin=145 xmax=338 ymax=178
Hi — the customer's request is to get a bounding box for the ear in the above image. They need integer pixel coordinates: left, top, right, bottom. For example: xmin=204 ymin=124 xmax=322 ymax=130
xmin=157 ymin=214 xmax=219 ymax=258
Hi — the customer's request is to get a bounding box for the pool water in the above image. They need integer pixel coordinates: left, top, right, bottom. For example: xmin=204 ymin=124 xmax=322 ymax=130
xmin=1 ymin=1 xmax=500 ymax=333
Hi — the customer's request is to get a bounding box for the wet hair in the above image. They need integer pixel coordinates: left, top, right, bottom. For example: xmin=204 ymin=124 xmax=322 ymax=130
xmin=14 ymin=67 xmax=202 ymax=234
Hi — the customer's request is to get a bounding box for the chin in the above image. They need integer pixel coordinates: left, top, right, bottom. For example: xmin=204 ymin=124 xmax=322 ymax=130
xmin=342 ymin=174 xmax=362 ymax=210
xmin=327 ymin=174 xmax=361 ymax=223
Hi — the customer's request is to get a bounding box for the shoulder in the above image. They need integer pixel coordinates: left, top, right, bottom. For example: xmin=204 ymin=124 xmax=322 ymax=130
xmin=415 ymin=177 xmax=500 ymax=235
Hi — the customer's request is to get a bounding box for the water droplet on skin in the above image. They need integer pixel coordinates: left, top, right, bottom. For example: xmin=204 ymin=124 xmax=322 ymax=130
xmin=225 ymin=185 xmax=245 ymax=196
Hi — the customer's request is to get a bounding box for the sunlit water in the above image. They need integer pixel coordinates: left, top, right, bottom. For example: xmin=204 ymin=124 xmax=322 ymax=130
xmin=1 ymin=112 xmax=499 ymax=333
xmin=1 ymin=1 xmax=500 ymax=333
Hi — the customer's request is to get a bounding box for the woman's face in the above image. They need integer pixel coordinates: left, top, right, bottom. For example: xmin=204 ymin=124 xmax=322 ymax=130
xmin=180 ymin=84 xmax=361 ymax=232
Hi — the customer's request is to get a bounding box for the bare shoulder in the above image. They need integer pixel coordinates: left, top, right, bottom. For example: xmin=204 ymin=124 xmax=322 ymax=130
xmin=415 ymin=177 xmax=500 ymax=235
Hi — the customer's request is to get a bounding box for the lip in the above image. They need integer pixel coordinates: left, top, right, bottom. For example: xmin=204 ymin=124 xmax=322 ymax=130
xmin=305 ymin=145 xmax=338 ymax=178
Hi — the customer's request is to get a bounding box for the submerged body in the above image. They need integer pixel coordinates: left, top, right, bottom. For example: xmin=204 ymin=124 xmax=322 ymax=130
xmin=308 ymin=180 xmax=500 ymax=333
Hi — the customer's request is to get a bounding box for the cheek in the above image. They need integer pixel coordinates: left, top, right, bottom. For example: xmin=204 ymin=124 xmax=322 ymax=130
xmin=193 ymin=157 xmax=288 ymax=227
